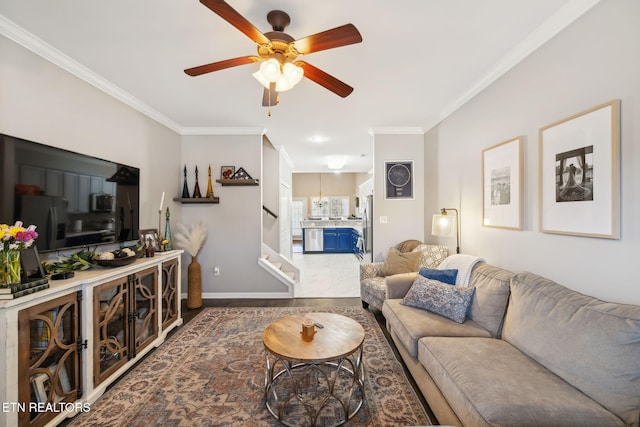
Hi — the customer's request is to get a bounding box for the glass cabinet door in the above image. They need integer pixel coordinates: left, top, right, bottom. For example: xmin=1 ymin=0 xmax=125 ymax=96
xmin=18 ymin=292 xmax=81 ymax=427
xmin=93 ymin=277 xmax=129 ymax=386
xmin=161 ymin=259 xmax=179 ymax=329
xmin=132 ymin=267 xmax=158 ymax=355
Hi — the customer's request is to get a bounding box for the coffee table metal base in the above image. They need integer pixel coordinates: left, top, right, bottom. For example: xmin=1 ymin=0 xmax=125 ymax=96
xmin=264 ymin=347 xmax=365 ymax=427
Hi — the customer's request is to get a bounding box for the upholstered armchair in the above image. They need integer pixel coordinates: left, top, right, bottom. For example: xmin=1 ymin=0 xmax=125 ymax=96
xmin=360 ymin=243 xmax=449 ymax=311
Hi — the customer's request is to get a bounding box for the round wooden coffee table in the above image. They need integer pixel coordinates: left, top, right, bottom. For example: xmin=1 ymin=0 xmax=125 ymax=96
xmin=262 ymin=312 xmax=366 ymax=427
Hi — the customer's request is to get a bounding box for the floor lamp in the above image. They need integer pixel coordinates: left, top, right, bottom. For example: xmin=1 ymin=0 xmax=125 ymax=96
xmin=431 ymin=208 xmax=460 ymax=254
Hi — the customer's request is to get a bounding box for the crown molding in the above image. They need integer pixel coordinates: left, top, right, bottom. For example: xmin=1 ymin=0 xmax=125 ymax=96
xmin=368 ymin=127 xmax=425 ymax=135
xmin=436 ymin=0 xmax=601 ymax=126
xmin=0 ymin=15 xmax=185 ymax=134
xmin=180 ymin=127 xmax=265 ymax=136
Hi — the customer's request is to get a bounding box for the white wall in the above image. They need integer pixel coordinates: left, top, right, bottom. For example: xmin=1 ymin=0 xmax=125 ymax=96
xmin=180 ymin=135 xmax=287 ymax=297
xmin=373 ymin=133 xmax=425 ymax=261
xmin=427 ymin=0 xmax=640 ymax=304
xmin=0 ymin=35 xmax=181 ymax=238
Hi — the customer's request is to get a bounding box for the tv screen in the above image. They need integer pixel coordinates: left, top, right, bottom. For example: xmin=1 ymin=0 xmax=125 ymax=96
xmin=1 ymin=133 xmax=140 ymax=253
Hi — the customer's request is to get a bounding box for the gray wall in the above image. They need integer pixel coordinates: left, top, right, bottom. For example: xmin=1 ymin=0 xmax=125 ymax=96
xmin=180 ymin=135 xmax=287 ymax=297
xmin=427 ymin=0 xmax=640 ymax=304
xmin=373 ymin=132 xmax=425 ymax=261
xmin=0 ymin=35 xmax=181 ymax=236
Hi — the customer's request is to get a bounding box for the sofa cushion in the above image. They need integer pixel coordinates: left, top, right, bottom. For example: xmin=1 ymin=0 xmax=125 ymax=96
xmin=502 ymin=272 xmax=640 ymax=426
xmin=401 ymin=275 xmax=475 ymax=323
xmin=419 ymin=267 xmax=458 ymax=285
xmin=382 ymin=299 xmax=491 ymax=357
xmin=418 ymin=337 xmax=625 ymax=427
xmin=411 ymin=244 xmax=449 ymax=270
xmin=466 ymin=263 xmax=514 ymax=337
xmin=381 ymin=247 xmax=420 ymax=276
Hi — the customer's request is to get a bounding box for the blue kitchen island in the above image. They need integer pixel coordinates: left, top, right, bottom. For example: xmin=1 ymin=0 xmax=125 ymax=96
xmin=301 ymin=219 xmax=363 ymax=254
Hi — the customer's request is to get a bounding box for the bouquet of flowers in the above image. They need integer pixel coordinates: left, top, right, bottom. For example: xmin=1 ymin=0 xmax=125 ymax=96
xmin=1 ymin=221 xmax=39 ymax=252
xmin=1 ymin=221 xmax=39 ymax=285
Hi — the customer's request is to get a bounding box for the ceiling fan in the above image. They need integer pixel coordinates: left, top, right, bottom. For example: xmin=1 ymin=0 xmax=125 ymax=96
xmin=184 ymin=0 xmax=363 ymax=107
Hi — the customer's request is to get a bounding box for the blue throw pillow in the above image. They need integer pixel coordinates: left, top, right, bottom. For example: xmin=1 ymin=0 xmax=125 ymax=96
xmin=401 ymin=275 xmax=475 ymax=323
xmin=419 ymin=267 xmax=458 ymax=285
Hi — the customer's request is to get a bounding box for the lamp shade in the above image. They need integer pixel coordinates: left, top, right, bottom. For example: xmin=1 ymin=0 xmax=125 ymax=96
xmin=432 ymin=213 xmax=455 ymax=237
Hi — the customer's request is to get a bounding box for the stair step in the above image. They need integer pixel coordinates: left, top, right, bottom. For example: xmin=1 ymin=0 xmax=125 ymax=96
xmin=284 ymin=271 xmax=295 ymax=279
xmin=271 ymin=262 xmax=283 ymax=269
xmin=262 ymin=253 xmax=269 ymax=260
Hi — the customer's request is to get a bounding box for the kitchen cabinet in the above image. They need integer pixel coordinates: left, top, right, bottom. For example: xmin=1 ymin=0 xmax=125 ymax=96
xmin=90 ymin=176 xmax=103 ymax=194
xmin=77 ymin=175 xmax=91 ymax=213
xmin=63 ymin=172 xmax=79 ymax=213
xmin=45 ymin=170 xmax=63 ymax=197
xmin=17 ymin=292 xmax=82 ymax=427
xmin=323 ymin=228 xmax=357 ymax=253
xmin=19 ymin=165 xmax=45 ymax=190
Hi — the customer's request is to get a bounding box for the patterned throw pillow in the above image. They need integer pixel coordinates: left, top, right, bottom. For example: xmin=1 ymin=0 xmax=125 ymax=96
xmin=419 ymin=268 xmax=458 ymax=285
xmin=412 ymin=244 xmax=449 ymax=269
xmin=401 ymin=275 xmax=475 ymax=323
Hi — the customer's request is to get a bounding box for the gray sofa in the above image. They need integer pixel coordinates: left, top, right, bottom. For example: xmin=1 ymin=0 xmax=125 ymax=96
xmin=382 ymin=263 xmax=640 ymax=427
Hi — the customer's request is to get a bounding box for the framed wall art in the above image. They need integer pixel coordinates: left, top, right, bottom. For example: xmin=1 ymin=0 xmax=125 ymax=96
xmin=385 ymin=161 xmax=414 ymax=199
xmin=220 ymin=166 xmax=235 ymax=180
xmin=482 ymin=136 xmax=523 ymax=230
xmin=539 ymin=99 xmax=620 ymax=239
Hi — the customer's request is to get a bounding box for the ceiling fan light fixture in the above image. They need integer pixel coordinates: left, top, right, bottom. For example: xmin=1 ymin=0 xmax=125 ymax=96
xmin=259 ymin=58 xmax=281 ymax=81
xmin=253 ymin=59 xmax=304 ymax=92
xmin=282 ymin=62 xmax=304 ymax=85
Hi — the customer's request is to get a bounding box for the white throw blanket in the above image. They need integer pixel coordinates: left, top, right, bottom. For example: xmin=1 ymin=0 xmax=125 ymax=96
xmin=437 ymin=254 xmax=485 ymax=287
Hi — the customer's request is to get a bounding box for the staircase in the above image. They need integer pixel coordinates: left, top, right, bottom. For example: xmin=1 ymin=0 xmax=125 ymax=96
xmin=258 ymin=244 xmax=299 ymax=296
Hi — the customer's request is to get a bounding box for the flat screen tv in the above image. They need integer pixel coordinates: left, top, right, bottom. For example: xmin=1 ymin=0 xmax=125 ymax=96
xmin=0 ymin=133 xmax=140 ymax=253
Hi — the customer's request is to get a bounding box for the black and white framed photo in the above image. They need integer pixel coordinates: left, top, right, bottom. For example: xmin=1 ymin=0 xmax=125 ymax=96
xmin=385 ymin=161 xmax=414 ymax=199
xmin=482 ymin=136 xmax=523 ymax=230
xmin=20 ymin=245 xmax=47 ymax=281
xmin=139 ymin=229 xmax=160 ymax=251
xmin=539 ymin=100 xmax=620 ymax=239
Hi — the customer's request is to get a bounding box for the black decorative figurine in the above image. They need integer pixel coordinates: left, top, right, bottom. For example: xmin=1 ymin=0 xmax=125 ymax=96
xmin=182 ymin=165 xmax=190 ymax=198
xmin=192 ymin=165 xmax=202 ymax=198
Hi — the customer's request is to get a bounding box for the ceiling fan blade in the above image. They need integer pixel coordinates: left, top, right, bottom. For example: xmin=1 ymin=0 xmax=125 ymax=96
xmin=184 ymin=56 xmax=260 ymax=76
xmin=292 ymin=24 xmax=362 ymax=55
xmin=296 ymin=61 xmax=354 ymax=98
xmin=262 ymin=83 xmax=279 ymax=107
xmin=200 ymin=0 xmax=270 ymax=45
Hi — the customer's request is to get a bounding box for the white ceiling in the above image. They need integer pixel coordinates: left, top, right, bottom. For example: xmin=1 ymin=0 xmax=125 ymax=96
xmin=0 ymin=0 xmax=598 ymax=172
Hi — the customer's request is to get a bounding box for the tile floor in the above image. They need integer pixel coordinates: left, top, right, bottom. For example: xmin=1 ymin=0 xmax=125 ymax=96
xmin=291 ymin=243 xmax=362 ymax=299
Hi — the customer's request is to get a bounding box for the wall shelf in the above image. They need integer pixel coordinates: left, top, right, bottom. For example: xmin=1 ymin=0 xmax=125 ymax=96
xmin=216 ymin=179 xmax=259 ymax=186
xmin=173 ymin=197 xmax=219 ymax=204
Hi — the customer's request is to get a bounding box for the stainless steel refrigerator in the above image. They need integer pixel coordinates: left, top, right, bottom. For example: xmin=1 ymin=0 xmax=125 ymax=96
xmin=16 ymin=195 xmax=68 ymax=251
xmin=362 ymin=195 xmax=373 ymax=262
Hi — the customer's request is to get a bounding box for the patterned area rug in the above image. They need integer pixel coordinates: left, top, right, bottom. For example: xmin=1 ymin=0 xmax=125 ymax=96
xmin=70 ymin=306 xmax=431 ymax=426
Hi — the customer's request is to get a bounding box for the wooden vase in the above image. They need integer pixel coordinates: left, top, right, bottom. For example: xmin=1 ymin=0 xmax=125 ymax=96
xmin=187 ymin=255 xmax=202 ymax=309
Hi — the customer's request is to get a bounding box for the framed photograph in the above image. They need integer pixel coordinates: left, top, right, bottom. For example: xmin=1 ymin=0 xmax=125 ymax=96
xmin=539 ymin=100 xmax=620 ymax=238
xmin=482 ymin=136 xmax=523 ymax=230
xmin=220 ymin=166 xmax=235 ymax=180
xmin=31 ymin=372 xmax=53 ymax=403
xmin=385 ymin=161 xmax=414 ymax=199
xmin=139 ymin=229 xmax=160 ymax=251
xmin=20 ymin=245 xmax=47 ymax=281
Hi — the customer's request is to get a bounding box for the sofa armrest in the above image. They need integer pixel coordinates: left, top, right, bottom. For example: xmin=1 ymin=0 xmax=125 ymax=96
xmin=359 ymin=262 xmax=384 ymax=281
xmin=385 ymin=272 xmax=418 ymax=299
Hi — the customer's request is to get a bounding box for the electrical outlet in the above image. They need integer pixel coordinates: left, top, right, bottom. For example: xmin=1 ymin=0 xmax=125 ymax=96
xmin=214 ymin=266 xmax=220 ymax=276
xmin=379 ymin=216 xmax=388 ymax=224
